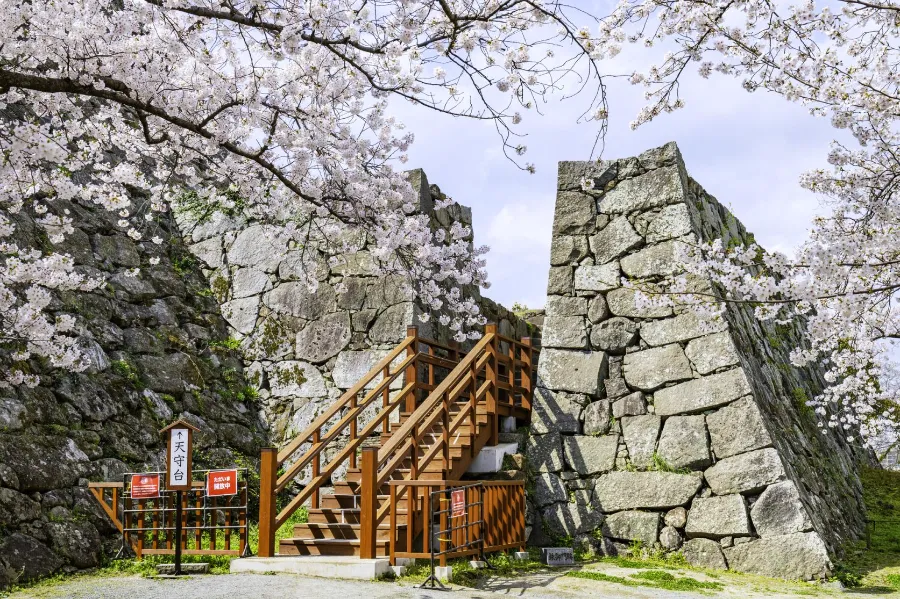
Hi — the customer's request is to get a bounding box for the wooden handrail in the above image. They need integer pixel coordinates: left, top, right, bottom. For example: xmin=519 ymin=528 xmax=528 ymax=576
xmin=274 ymin=352 xmax=416 ymax=492
xmin=276 ymin=337 xmax=414 ymax=464
xmin=376 ymin=333 xmax=494 ymax=467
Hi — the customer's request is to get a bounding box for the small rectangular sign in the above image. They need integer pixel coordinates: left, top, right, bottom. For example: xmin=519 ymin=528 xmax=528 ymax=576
xmin=451 ymin=488 xmax=465 ymax=518
xmin=131 ymin=473 xmax=160 ymax=499
xmin=167 ymin=427 xmax=191 ymax=490
xmin=206 ymin=469 xmax=238 ymax=497
xmin=541 ymin=547 xmax=574 ymax=566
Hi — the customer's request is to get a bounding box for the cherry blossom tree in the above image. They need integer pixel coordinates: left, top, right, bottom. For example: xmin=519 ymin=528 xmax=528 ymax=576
xmin=0 ymin=0 xmax=612 ymax=386
xmin=2 ymin=0 xmax=899 ymax=448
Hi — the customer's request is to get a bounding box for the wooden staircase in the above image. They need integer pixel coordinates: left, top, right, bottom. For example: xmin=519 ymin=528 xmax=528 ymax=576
xmin=257 ymin=323 xmax=536 ymax=561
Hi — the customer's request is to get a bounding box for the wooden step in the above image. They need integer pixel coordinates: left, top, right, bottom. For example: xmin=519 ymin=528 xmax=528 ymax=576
xmin=308 ymin=508 xmax=409 ymax=525
xmin=292 ymin=522 xmax=403 ymax=541
xmin=320 ymin=494 xmax=408 ymax=510
xmin=278 ymin=538 xmax=391 ymax=557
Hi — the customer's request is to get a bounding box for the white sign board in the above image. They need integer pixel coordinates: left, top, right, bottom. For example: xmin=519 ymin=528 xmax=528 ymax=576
xmin=167 ymin=427 xmax=190 ymax=489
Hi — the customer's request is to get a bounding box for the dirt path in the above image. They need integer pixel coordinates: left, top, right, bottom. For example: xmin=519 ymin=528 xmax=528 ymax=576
xmin=5 ymin=564 xmax=871 ymax=599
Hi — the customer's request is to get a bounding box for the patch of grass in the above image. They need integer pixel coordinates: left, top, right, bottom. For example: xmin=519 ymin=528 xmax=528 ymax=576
xmin=568 ymin=569 xmax=723 ymax=593
xmin=396 ymin=549 xmax=546 ymax=587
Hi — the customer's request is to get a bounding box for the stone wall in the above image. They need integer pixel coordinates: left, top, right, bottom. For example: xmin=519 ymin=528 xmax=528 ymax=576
xmin=527 ymin=142 xmax=876 ymax=580
xmin=175 ymin=170 xmax=533 ymax=459
xmin=0 ymin=188 xmax=268 ymax=586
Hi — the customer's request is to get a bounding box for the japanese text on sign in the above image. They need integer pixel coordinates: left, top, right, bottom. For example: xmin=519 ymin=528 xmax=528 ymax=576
xmin=131 ymin=473 xmax=160 ymax=498
xmin=451 ymin=489 xmax=465 ymax=518
xmin=206 ymin=469 xmax=238 ymax=497
xmin=168 ymin=428 xmax=189 ymax=488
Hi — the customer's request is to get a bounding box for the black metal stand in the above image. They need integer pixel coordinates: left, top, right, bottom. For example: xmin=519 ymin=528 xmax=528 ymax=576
xmin=174 ymin=490 xmax=183 ymax=575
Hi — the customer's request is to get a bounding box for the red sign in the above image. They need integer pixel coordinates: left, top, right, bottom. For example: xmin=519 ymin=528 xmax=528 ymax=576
xmin=131 ymin=473 xmax=160 ymax=499
xmin=451 ymin=489 xmax=465 ymax=518
xmin=206 ymin=469 xmax=238 ymax=497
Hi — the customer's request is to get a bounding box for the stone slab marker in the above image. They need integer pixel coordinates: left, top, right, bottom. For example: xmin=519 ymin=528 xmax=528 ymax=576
xmin=527 ymin=142 xmax=877 ymax=580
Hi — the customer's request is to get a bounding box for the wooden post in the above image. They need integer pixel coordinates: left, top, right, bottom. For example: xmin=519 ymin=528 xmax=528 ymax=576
xmin=405 ymin=326 xmax=418 ymax=413
xmin=312 ymin=428 xmax=321 ymax=510
xmin=360 ymin=447 xmax=379 ymax=559
xmin=485 ymin=323 xmax=499 ymax=446
xmin=257 ymin=447 xmax=278 ymax=558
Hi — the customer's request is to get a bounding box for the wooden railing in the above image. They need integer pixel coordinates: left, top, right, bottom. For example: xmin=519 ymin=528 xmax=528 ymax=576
xmin=386 ymin=480 xmax=526 ymax=565
xmin=257 ymin=326 xmax=463 ymax=557
xmin=88 ymin=477 xmax=249 ymax=559
xmin=357 ymin=324 xmax=535 ymax=558
xmin=89 ymin=482 xmax=137 ymax=554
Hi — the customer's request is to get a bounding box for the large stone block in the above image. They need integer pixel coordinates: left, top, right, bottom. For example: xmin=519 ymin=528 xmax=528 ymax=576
xmin=750 ymin=481 xmax=814 ymax=537
xmin=534 ymin=472 xmax=567 ymax=507
xmin=550 ymin=235 xmax=589 ymax=266
xmin=594 ymin=472 xmax=702 ymax=512
xmin=264 ymin=281 xmax=336 ymax=321
xmin=526 ymin=433 xmax=565 ymax=473
xmin=706 ymin=397 xmax=772 ymax=459
xmin=646 ymin=203 xmax=693 ymax=243
xmin=621 ymin=415 xmax=661 ymax=468
xmin=545 ymin=296 xmax=588 ymax=317
xmin=685 ymin=332 xmax=740 ymax=375
xmin=227 ymin=225 xmax=287 ymax=272
xmin=620 ymin=240 xmax=682 ymax=279
xmin=682 ymin=538 xmax=728 ymax=570
xmin=589 ymin=217 xmax=643 ymax=264
xmin=656 ymin=415 xmax=711 ymax=470
xmin=332 ymin=350 xmax=403 ymax=390
xmin=588 ymin=296 xmax=610 ymax=323
xmin=537 ymin=349 xmax=608 ymax=396
xmin=640 ymin=312 xmax=728 ymax=346
xmin=531 ymin=387 xmax=583 ymax=434
xmin=598 ymin=165 xmax=685 ymax=214
xmin=623 ymin=344 xmax=693 ymax=391
xmin=369 ymin=303 xmax=415 ymax=343
xmin=542 ymin=501 xmax=605 ymax=536
xmin=654 ymin=368 xmax=752 ymax=416
xmin=590 ymin=317 xmax=638 ymax=354
xmin=547 ymin=266 xmax=574 ymax=295
xmin=554 ymin=191 xmax=596 ymax=235
xmin=574 ymin=263 xmax=620 ymax=292
xmin=582 ymin=400 xmax=612 ymax=435
xmin=612 ymin=392 xmax=647 ymax=418
xmin=542 ymin=316 xmax=588 ymax=349
xmin=704 ymin=448 xmax=786 ymax=495
xmin=268 ymin=361 xmax=327 ymax=398
xmin=563 ymin=435 xmax=619 ymax=475
xmin=295 ymin=312 xmax=352 ymax=363
xmin=685 ymin=494 xmax=751 ymax=539
xmin=221 ymin=295 xmax=259 ymax=334
xmin=602 ymin=510 xmax=660 ymax=546
xmin=231 ymin=268 xmax=271 ymax=299
xmin=136 ymin=354 xmax=203 ymax=394
xmin=606 ymin=287 xmax=673 ymax=318
xmin=723 ymin=532 xmax=832 ymax=580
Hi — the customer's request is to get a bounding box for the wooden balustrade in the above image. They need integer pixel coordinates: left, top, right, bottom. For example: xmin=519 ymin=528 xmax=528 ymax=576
xmin=257 ymin=326 xmax=471 ymax=557
xmin=359 ymin=326 xmax=537 ymax=558
xmin=88 ymin=478 xmax=249 ymax=559
xmin=386 ymin=480 xmax=526 ymax=565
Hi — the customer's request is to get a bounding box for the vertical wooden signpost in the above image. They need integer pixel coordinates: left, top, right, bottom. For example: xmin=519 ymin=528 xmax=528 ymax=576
xmin=160 ymin=419 xmax=198 ymax=575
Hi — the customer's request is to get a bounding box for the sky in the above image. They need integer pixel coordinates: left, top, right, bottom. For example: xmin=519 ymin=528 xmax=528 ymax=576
xmin=389 ymin=11 xmax=845 ymax=311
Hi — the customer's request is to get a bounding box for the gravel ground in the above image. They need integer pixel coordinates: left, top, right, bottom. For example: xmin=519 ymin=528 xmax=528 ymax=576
xmin=5 ymin=569 xmax=858 ymax=599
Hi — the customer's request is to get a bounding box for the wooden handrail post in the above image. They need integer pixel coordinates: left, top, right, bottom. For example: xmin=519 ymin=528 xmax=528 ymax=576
xmin=258 ymin=447 xmax=278 ymax=558
xmin=521 ymin=337 xmax=533 ymax=411
xmin=405 ymin=326 xmax=419 ymax=413
xmin=360 ymin=447 xmax=379 ymax=559
xmin=485 ymin=323 xmax=499 ymax=446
